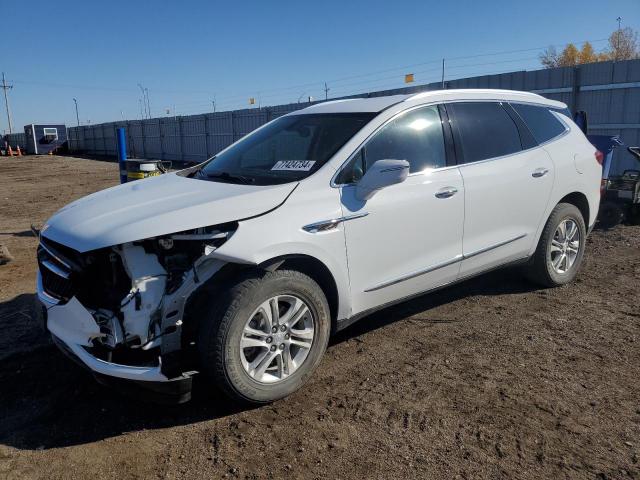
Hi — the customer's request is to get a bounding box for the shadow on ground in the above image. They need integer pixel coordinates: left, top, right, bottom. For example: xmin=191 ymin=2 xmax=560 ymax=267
xmin=0 ymin=266 xmax=537 ymax=451
xmin=0 ymin=230 xmax=36 ymax=238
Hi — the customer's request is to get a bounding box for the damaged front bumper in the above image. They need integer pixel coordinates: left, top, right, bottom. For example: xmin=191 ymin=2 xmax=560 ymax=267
xmin=36 ymin=230 xmax=230 ymax=404
xmin=39 ymin=271 xmax=194 ymax=403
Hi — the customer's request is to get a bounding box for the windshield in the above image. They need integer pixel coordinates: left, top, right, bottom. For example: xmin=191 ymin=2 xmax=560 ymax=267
xmin=195 ymin=113 xmax=375 ymax=185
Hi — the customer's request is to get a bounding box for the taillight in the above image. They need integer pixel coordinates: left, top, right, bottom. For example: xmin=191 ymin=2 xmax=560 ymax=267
xmin=595 ymin=150 xmax=604 ymax=165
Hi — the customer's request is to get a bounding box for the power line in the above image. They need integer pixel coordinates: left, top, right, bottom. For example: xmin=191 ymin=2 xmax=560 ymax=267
xmin=49 ymin=35 xmax=612 ymax=123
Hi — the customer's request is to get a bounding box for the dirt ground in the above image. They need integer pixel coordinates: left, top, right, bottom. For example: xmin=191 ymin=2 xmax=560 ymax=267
xmin=0 ymin=155 xmax=639 ymax=480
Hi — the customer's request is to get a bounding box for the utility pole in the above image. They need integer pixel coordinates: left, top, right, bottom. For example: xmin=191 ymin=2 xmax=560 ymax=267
xmin=441 ymin=58 xmax=445 ymax=89
xmin=144 ymin=88 xmax=151 ymax=118
xmin=615 ymin=16 xmax=622 ymax=61
xmin=1 ymin=73 xmax=14 ymax=134
xmin=323 ymin=82 xmax=330 ymax=100
xmin=211 ymin=97 xmax=216 ymax=113
xmin=137 ymin=84 xmax=145 ymax=118
xmin=138 ymin=83 xmax=150 ymax=119
xmin=73 ymin=98 xmax=80 ymax=126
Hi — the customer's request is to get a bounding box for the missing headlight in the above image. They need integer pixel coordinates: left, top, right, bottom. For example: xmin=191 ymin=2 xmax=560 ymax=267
xmin=148 ymin=222 xmax=237 ymax=294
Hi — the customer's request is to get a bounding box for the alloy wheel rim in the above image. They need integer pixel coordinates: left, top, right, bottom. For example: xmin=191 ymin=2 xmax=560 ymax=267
xmin=240 ymin=295 xmax=315 ymax=384
xmin=550 ymin=218 xmax=580 ymax=274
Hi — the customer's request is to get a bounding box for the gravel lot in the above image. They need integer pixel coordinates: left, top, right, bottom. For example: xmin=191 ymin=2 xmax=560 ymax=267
xmin=0 ymin=155 xmax=639 ymax=480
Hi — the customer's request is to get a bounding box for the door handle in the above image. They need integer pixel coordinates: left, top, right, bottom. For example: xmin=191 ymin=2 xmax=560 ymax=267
xmin=435 ymin=187 xmax=458 ymax=199
xmin=532 ymin=168 xmax=549 ymax=178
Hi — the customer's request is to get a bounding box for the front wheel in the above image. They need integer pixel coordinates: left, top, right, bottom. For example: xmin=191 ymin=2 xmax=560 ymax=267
xmin=197 ymin=269 xmax=331 ymax=404
xmin=525 ymin=203 xmax=587 ymax=287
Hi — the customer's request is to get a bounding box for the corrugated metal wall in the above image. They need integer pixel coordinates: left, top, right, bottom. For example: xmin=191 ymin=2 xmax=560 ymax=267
xmin=4 ymin=132 xmax=26 ymax=149
xmin=68 ymin=59 xmax=640 ymax=173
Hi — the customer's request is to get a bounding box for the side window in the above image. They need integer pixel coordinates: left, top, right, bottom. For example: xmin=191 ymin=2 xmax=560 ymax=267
xmin=335 ymin=105 xmax=446 ymax=184
xmin=448 ymin=102 xmax=522 ymax=163
xmin=364 ymin=106 xmax=446 ymax=173
xmin=511 ymin=103 xmax=568 ymax=144
xmin=335 ymin=150 xmax=364 ymax=184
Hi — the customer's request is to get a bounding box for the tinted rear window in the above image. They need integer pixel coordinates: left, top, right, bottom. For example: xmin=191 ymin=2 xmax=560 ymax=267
xmin=512 ymin=103 xmax=567 ymax=144
xmin=448 ymin=102 xmax=522 ymax=164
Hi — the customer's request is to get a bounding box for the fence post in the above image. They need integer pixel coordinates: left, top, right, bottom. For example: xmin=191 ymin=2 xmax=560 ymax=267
xmin=159 ymin=119 xmax=165 ymax=160
xmin=230 ymin=111 xmax=235 ymax=143
xmin=177 ymin=116 xmax=183 ymax=162
xmin=203 ymin=114 xmax=210 ymax=160
xmin=116 ymin=127 xmax=127 ymax=184
xmin=571 ymin=66 xmax=581 ymax=114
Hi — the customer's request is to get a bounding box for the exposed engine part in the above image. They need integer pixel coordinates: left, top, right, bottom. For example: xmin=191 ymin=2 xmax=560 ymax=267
xmin=94 ymin=309 xmax=124 ymax=349
xmin=118 ymin=244 xmax=167 ymax=347
xmin=75 ymin=223 xmax=237 ymax=370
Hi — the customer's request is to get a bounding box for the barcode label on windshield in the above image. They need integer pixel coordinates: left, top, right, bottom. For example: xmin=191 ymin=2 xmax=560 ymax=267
xmin=271 ymin=160 xmax=316 ymax=171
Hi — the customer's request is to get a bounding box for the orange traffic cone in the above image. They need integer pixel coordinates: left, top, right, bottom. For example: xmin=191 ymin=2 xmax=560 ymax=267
xmin=7 ymin=145 xmax=14 ymax=156
xmin=16 ymin=146 xmax=22 ymax=156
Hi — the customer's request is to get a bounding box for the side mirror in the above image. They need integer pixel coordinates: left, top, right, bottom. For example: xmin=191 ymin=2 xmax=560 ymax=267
xmin=573 ymin=110 xmax=588 ymax=134
xmin=355 ymin=159 xmax=410 ymax=201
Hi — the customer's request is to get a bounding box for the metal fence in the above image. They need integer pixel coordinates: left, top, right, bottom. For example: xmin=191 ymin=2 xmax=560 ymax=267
xmin=69 ymin=58 xmax=640 ymax=173
xmin=4 ymin=132 xmax=26 ymax=149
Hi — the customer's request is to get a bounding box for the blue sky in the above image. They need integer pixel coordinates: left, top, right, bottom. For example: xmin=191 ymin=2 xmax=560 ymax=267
xmin=3 ymin=0 xmax=639 ymax=130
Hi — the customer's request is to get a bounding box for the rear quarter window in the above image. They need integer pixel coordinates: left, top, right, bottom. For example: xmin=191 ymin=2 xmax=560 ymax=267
xmin=511 ymin=103 xmax=568 ymax=144
xmin=447 ymin=102 xmax=523 ymax=164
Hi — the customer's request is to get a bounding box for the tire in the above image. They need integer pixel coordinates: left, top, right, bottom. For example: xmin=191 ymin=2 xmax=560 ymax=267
xmin=197 ymin=269 xmax=331 ymax=404
xmin=597 ymin=200 xmax=624 ymax=229
xmin=525 ymin=203 xmax=587 ymax=288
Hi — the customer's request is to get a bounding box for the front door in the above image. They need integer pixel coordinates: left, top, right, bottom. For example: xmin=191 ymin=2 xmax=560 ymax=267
xmin=336 ymin=104 xmax=465 ymax=316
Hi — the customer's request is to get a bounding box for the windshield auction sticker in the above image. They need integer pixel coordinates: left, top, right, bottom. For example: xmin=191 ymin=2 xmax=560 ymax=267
xmin=271 ymin=160 xmax=316 ymax=171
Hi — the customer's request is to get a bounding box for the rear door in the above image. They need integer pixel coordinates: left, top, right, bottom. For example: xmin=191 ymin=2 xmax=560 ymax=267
xmin=447 ymin=101 xmax=554 ymax=278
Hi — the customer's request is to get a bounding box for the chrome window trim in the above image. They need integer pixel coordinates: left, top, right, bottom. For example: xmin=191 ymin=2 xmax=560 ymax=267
xmin=509 ymin=101 xmax=571 ymax=147
xmin=363 ymin=233 xmax=527 ymax=292
xmin=331 ymin=98 xmax=572 ymax=187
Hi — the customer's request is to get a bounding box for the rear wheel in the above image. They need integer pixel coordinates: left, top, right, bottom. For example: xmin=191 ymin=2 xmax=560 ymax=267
xmin=197 ymin=269 xmax=330 ymax=404
xmin=525 ymin=203 xmax=586 ymax=287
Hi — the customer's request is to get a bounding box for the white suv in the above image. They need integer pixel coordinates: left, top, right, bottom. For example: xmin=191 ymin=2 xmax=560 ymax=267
xmin=37 ymin=89 xmax=601 ymax=403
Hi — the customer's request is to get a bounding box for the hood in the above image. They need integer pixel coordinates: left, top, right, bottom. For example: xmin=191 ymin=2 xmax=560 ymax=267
xmin=42 ymin=172 xmax=297 ymax=252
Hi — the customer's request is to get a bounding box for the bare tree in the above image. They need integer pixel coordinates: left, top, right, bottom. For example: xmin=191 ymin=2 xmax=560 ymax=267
xmin=539 ymin=45 xmax=560 ymax=68
xmin=604 ymin=27 xmax=639 ymax=61
xmin=540 ymin=28 xmax=639 ymax=68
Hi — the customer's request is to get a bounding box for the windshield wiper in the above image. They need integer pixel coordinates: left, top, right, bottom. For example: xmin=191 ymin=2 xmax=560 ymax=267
xmin=200 ymin=171 xmax=256 ymax=184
